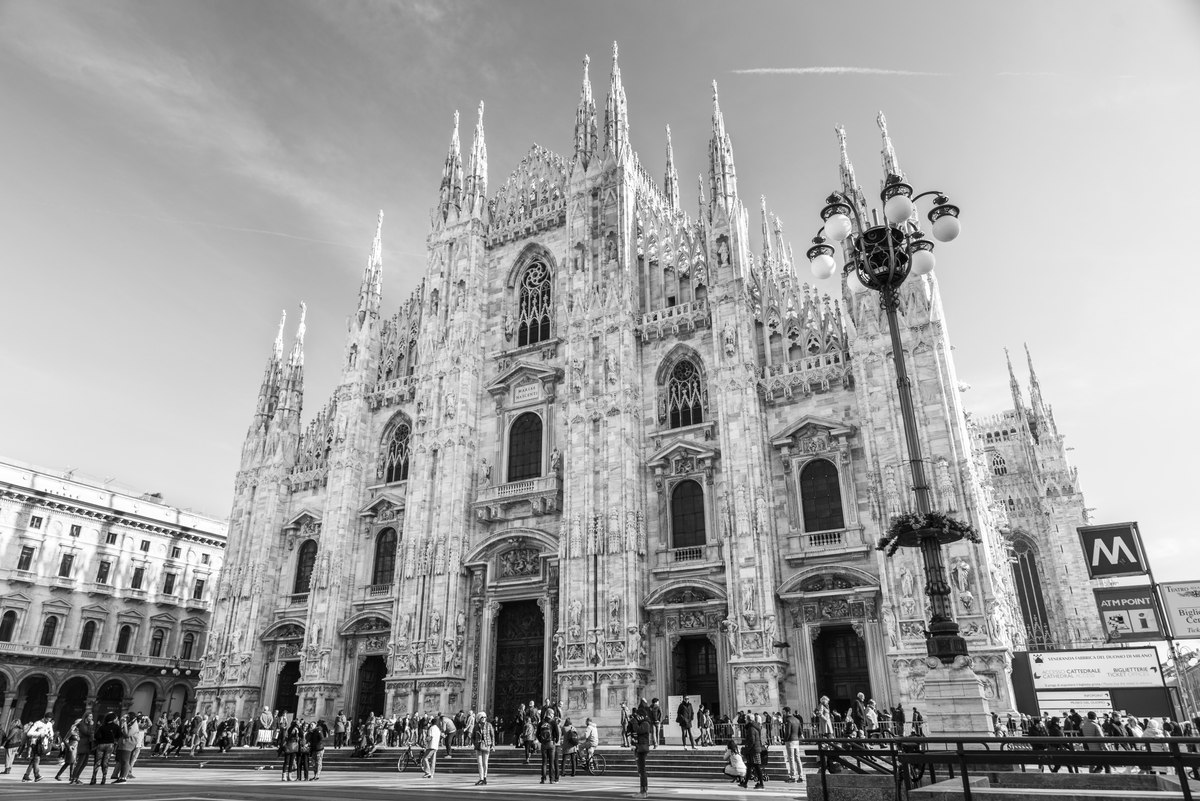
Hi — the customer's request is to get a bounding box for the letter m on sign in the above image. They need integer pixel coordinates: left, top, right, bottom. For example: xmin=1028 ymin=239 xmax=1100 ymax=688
xmin=1078 ymin=523 xmax=1147 ymax=579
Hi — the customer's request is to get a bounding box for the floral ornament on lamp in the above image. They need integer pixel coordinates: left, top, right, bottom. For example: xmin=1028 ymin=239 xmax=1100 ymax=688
xmin=876 ymin=511 xmax=980 ymax=557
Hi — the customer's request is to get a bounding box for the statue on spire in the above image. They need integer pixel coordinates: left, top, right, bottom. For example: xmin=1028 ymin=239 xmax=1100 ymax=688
xmin=573 ymin=55 xmax=597 ymax=168
xmin=603 ymin=41 xmax=629 ymax=161
xmin=708 ymin=80 xmax=738 ymax=205
xmin=664 ymin=125 xmax=680 ymax=209
xmin=877 ymin=110 xmax=903 ymax=180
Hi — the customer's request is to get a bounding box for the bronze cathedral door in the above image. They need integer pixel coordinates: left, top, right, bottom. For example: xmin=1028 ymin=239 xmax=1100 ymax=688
xmin=493 ymin=599 xmax=545 ymax=714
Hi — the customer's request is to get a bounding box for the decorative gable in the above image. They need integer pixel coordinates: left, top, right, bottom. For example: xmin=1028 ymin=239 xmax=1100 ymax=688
xmin=358 ymin=492 xmax=406 ymax=526
xmin=283 ymin=509 xmax=322 ymax=549
xmin=485 ymin=361 xmax=563 ymax=409
xmin=647 ymin=438 xmax=720 ymax=492
xmin=770 ymin=415 xmax=855 ymax=470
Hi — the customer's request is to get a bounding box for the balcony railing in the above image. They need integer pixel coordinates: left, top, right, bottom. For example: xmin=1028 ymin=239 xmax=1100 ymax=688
xmin=284 ymin=592 xmax=309 ymax=607
xmin=636 ymin=299 xmax=710 ymax=342
xmin=367 ymin=375 xmax=418 ymax=410
xmin=785 ymin=527 xmax=868 ymax=563
xmin=185 ymin=597 xmax=212 ymax=611
xmin=4 ymin=568 xmax=38 ymax=584
xmin=654 ymin=542 xmax=724 ymax=572
xmin=84 ymin=582 xmax=115 ymax=595
xmin=365 ymin=583 xmax=393 ymax=599
xmin=0 ymin=640 xmax=201 ymax=671
xmin=474 ymin=474 xmax=562 ymax=521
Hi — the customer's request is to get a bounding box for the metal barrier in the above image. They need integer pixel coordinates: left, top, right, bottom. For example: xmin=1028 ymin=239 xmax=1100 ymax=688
xmin=807 ymin=735 xmax=1200 ymax=801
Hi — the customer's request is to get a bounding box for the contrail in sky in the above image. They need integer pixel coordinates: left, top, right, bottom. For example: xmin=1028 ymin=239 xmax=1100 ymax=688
xmin=732 ymin=67 xmax=949 ymax=76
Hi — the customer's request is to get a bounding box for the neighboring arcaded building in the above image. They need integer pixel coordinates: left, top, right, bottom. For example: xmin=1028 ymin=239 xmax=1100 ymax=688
xmin=199 ymin=46 xmax=1101 ymax=728
xmin=0 ymin=458 xmax=227 ymax=730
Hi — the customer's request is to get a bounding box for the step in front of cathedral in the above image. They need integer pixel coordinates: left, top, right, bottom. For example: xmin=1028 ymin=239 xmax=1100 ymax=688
xmin=134 ymin=743 xmax=816 ymax=780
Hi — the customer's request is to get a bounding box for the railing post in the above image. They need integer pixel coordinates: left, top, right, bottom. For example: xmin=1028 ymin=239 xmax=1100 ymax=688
xmin=1170 ymin=740 xmax=1192 ymax=801
xmin=958 ymin=740 xmax=972 ymax=801
xmin=820 ymin=742 xmax=830 ymax=801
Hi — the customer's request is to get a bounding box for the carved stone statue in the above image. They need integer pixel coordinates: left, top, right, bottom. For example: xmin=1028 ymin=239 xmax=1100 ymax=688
xmin=567 ymin=598 xmax=583 ymax=638
xmin=951 ymin=557 xmax=973 ymax=593
xmin=553 ymin=631 xmax=565 ymax=668
xmin=479 ymin=458 xmax=492 ymax=487
xmin=549 ymin=449 xmax=562 ymax=476
xmin=722 ymin=616 xmax=741 ymax=657
xmin=899 ymin=565 xmax=915 ymax=598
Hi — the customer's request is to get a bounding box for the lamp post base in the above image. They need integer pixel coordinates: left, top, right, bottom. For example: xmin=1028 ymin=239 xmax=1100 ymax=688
xmin=919 ymin=657 xmax=994 ymax=737
xmin=927 ymin=619 xmax=970 ymax=664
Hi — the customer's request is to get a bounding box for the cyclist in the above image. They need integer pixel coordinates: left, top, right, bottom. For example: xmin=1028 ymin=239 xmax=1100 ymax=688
xmin=579 ymin=718 xmax=599 ymax=771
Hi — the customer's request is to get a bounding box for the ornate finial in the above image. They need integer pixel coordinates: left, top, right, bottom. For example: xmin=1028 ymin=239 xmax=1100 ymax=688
xmin=583 ymin=53 xmax=589 ymax=69
xmin=877 ymin=110 xmax=901 ymax=178
xmin=665 ymin=123 xmax=672 ymax=146
xmin=273 ymin=309 xmax=287 ymax=358
xmin=836 ymin=125 xmax=849 ymax=161
xmin=476 ymin=101 xmax=484 ymax=123
xmin=712 ymin=79 xmax=719 ymax=100
xmin=612 ymin=41 xmax=618 ymax=61
xmin=296 ymin=301 xmax=307 ymax=339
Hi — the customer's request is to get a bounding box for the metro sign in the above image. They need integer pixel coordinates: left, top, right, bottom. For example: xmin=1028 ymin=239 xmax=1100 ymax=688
xmin=1078 ymin=522 xmax=1148 ymax=579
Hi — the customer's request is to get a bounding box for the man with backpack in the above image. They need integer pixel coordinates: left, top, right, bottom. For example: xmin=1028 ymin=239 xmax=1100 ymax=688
xmin=537 ymin=709 xmax=560 ymax=784
xmin=21 ymin=713 xmax=54 ymax=782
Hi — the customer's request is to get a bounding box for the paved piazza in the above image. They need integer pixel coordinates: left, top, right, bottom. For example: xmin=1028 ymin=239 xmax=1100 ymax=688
xmin=0 ymin=767 xmax=803 ymax=800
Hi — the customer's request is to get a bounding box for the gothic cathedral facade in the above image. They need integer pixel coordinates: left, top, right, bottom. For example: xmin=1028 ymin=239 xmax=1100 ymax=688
xmin=198 ymin=47 xmax=1102 ymax=727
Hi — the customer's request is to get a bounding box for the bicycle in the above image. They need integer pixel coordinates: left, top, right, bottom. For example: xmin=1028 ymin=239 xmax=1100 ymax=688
xmin=579 ymin=748 xmax=606 ymax=776
xmin=396 ymin=744 xmax=423 ymax=773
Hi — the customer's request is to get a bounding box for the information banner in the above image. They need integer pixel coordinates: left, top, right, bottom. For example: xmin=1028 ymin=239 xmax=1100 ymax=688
xmin=1160 ymin=581 xmax=1200 ymax=639
xmin=1035 ymin=689 xmax=1113 ymax=718
xmin=1094 ymin=585 xmax=1162 ymax=642
xmin=1029 ymin=647 xmax=1164 ymax=690
xmin=1077 ymin=522 xmax=1148 ymax=579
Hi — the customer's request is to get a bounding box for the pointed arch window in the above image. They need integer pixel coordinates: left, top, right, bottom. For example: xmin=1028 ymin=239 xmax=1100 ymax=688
xmin=666 ymin=360 xmax=705 ymax=429
xmin=0 ymin=610 xmax=16 ymax=642
xmin=39 ymin=615 xmax=58 ymax=647
xmin=1011 ymin=537 xmax=1053 ymax=646
xmin=507 ymin=412 xmax=543 ymax=482
xmin=382 ymin=423 xmax=411 ymax=483
xmin=150 ymin=628 xmax=166 ymax=657
xmin=116 ymin=624 xmax=133 ymax=654
xmin=80 ymin=620 xmax=97 ymax=650
xmin=991 ymin=453 xmax=1008 ymax=476
xmin=372 ymin=528 xmax=398 ymax=587
xmin=517 ymin=261 xmax=552 ymax=347
xmin=181 ymin=631 xmax=195 ymax=660
xmin=294 ymin=539 xmax=318 ymax=595
xmin=800 ymin=458 xmax=845 ymax=532
xmin=670 ymin=479 xmax=707 ymax=550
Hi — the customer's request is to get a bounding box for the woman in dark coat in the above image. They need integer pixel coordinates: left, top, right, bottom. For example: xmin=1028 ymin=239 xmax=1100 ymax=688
xmin=740 ymin=713 xmax=765 ymax=789
xmin=627 ymin=704 xmax=654 ymax=798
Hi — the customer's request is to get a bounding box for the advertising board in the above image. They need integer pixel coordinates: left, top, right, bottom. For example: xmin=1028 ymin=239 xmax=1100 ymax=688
xmin=1159 ymin=581 xmax=1200 ymax=639
xmin=1093 ymin=585 xmax=1162 ymax=642
xmin=1035 ymin=690 xmax=1113 ymax=718
xmin=1028 ymin=647 xmax=1164 ymax=690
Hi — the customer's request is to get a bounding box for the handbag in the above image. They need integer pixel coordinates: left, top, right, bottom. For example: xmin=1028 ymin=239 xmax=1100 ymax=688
xmin=285 ymin=739 xmax=300 ymax=754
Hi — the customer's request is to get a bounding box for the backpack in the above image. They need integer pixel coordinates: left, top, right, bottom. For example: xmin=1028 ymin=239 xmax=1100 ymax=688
xmin=564 ymin=728 xmax=579 ymax=747
xmin=536 ymin=721 xmax=553 ymax=744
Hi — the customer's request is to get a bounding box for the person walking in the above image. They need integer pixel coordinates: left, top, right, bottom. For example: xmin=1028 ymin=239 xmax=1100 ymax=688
xmin=740 ymin=712 xmax=766 ymax=789
xmin=54 ymin=719 xmax=80 ymax=781
xmin=472 ymin=711 xmax=494 ymax=785
xmin=422 ymin=715 xmax=442 ymax=778
xmin=128 ymin=713 xmax=146 ymax=778
xmin=676 ymin=696 xmax=696 ymax=749
xmin=91 ymin=712 xmax=120 ymax=784
xmin=815 ymin=695 xmax=833 ymax=738
xmin=110 ymin=713 xmax=137 ymax=784
xmin=537 ymin=709 xmax=560 ymax=784
xmin=69 ymin=712 xmax=95 ymax=783
xmin=782 ymin=706 xmax=805 ymax=783
xmin=627 ymin=703 xmax=654 ymax=799
xmin=3 ymin=719 xmax=25 ymax=774
xmin=620 ymin=702 xmax=632 ymax=747
xmin=1080 ymin=711 xmax=1110 ymax=773
xmin=649 ymin=698 xmax=664 ymax=748
xmin=21 ymin=713 xmax=54 ymax=782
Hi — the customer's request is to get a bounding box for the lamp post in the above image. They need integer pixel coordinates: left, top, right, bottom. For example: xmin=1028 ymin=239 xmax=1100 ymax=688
xmin=807 ymin=133 xmax=966 ymax=665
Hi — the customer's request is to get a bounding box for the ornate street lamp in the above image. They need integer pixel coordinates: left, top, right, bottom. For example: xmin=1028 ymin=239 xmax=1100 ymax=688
xmin=807 ymin=120 xmax=970 ymax=665
xmin=160 ymin=655 xmax=193 ymax=677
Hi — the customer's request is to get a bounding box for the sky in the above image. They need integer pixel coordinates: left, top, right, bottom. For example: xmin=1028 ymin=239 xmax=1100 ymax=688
xmin=1 ymin=1 xmax=1198 ymax=581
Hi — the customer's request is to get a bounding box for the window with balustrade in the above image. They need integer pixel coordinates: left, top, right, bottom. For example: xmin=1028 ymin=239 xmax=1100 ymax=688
xmin=115 ymin=624 xmax=133 ymax=654
xmin=294 ymin=540 xmax=318 ymax=595
xmin=516 ymin=261 xmax=552 ymax=347
xmin=39 ymin=616 xmax=57 ymax=647
xmin=0 ymin=610 xmax=16 ymax=642
xmin=80 ymin=620 xmax=97 ymax=650
xmin=380 ymin=420 xmax=411 ymax=484
xmin=507 ymin=412 xmax=543 ymax=482
xmin=799 ymin=458 xmax=845 ymax=533
xmin=372 ymin=528 xmax=398 ymax=586
xmin=670 ymin=479 xmax=707 ymax=552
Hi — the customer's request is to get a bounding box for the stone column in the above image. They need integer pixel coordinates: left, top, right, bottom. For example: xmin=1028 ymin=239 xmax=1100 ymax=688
xmin=261 ymin=657 xmax=280 ymax=712
xmin=476 ymin=600 xmax=500 ymax=715
xmin=538 ymin=596 xmax=553 ymax=702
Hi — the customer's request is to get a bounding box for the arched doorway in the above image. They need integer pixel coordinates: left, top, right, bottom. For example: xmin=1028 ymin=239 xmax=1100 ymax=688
xmin=671 ymin=636 xmax=720 ymax=718
xmin=492 ymin=600 xmax=544 ymax=715
xmin=274 ymin=662 xmax=300 ymax=715
xmin=94 ymin=680 xmax=126 ymax=722
xmin=812 ymin=625 xmax=871 ymax=719
xmin=131 ymin=681 xmax=158 ymax=718
xmin=55 ymin=677 xmax=89 ymax=732
xmin=355 ymin=655 xmax=387 ymax=722
xmin=18 ymin=675 xmax=50 ymax=723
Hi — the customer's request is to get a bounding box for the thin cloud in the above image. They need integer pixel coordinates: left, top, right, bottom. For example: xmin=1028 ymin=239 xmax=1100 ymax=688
xmin=732 ymin=67 xmax=949 ymax=77
xmin=1 ymin=3 xmax=357 ymax=228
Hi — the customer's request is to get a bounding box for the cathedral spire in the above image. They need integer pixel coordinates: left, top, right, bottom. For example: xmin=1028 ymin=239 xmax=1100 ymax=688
xmin=465 ymin=102 xmax=488 ymax=212
xmin=288 ymin=301 xmax=307 ymax=369
xmin=573 ymin=55 xmax=598 ymax=168
xmin=253 ymin=309 xmax=287 ymax=424
xmin=760 ymin=195 xmax=773 ymax=265
xmin=277 ymin=301 xmax=306 ymax=417
xmin=356 ymin=211 xmax=384 ymax=325
xmin=272 ymin=308 xmax=287 ymax=363
xmin=708 ymin=81 xmax=738 ymax=206
xmin=836 ymin=124 xmax=859 ymax=198
xmin=603 ymin=42 xmax=630 ymax=161
xmin=437 ymin=111 xmax=464 ymax=220
xmin=1025 ymin=343 xmax=1047 ymax=412
xmin=1006 ymin=347 xmax=1025 ymax=411
xmin=664 ymin=125 xmax=680 ymax=209
xmin=877 ymin=111 xmax=903 ymax=181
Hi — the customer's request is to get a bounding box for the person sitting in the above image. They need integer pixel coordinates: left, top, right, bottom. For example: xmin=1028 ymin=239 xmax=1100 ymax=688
xmin=723 ymin=740 xmax=746 ymax=783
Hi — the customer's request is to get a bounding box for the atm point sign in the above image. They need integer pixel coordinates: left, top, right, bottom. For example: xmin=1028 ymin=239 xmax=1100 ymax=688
xmin=1078 ymin=522 xmax=1148 ymax=579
